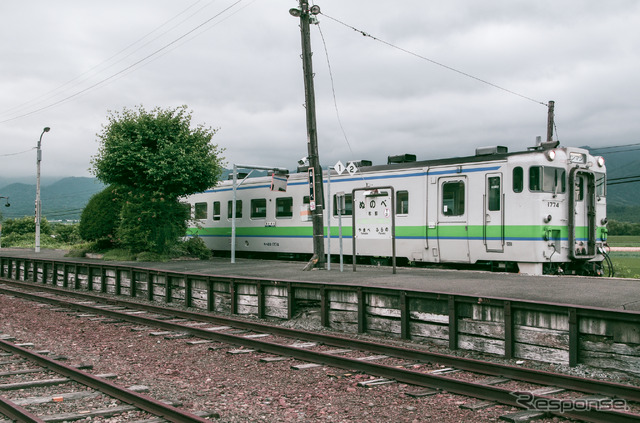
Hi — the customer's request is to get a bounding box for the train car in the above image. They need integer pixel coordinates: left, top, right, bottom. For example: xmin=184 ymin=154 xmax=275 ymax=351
xmin=185 ymin=142 xmax=608 ymax=275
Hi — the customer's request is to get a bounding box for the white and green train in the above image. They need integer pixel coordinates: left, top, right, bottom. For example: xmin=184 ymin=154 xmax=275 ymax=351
xmin=185 ymin=143 xmax=608 ymax=276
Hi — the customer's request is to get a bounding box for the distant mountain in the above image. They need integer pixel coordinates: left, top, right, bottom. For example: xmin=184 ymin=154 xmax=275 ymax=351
xmin=599 ymin=149 xmax=640 ymax=207
xmin=0 ymin=177 xmax=104 ymax=222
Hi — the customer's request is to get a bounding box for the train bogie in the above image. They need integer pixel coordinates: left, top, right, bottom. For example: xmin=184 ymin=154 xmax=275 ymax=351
xmin=185 ymin=144 xmax=607 ymax=276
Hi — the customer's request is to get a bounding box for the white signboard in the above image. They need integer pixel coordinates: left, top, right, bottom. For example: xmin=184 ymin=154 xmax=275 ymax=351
xmin=347 ymin=161 xmax=358 ymax=176
xmin=354 ymin=190 xmax=392 ymax=239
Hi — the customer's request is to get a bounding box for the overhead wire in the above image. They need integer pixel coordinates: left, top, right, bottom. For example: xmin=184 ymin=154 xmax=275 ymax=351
xmin=313 ymin=15 xmax=371 ymax=189
xmin=0 ymin=0 xmax=245 ymax=125
xmin=320 ymin=12 xmax=549 ymax=108
xmin=0 ymin=0 xmax=212 ymax=119
xmin=0 ymin=147 xmax=35 ymax=157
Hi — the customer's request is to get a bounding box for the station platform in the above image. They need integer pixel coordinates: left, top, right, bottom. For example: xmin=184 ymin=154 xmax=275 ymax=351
xmin=1 ymin=248 xmax=639 ymax=312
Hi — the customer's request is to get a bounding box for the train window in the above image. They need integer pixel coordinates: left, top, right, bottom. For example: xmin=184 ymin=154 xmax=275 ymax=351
xmin=575 ymin=177 xmax=584 ymax=201
xmin=251 ymin=198 xmax=267 ymax=219
xmin=194 ymin=202 xmax=207 ymax=220
xmin=442 ymin=181 xmax=465 ymax=216
xmin=513 ymin=167 xmax=523 ymax=193
xmin=529 ymin=166 xmax=566 ymax=193
xmin=333 ymin=193 xmax=353 ymax=216
xmin=595 ymin=173 xmax=606 ymax=197
xmin=396 ymin=191 xmax=409 ymax=215
xmin=227 ymin=200 xmax=242 ymax=219
xmin=488 ymin=177 xmax=501 ymax=211
xmin=276 ymin=197 xmax=293 ymax=218
xmin=212 ymin=201 xmax=220 ymax=221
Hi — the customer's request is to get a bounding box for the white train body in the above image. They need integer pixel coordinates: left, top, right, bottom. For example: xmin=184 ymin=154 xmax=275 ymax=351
xmin=185 ymin=145 xmax=608 ymax=275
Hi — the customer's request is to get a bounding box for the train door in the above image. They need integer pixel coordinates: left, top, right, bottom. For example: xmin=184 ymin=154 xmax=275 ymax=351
xmin=437 ymin=176 xmax=470 ymax=262
xmin=569 ymin=169 xmax=596 ymax=259
xmin=484 ymin=173 xmax=504 ymax=252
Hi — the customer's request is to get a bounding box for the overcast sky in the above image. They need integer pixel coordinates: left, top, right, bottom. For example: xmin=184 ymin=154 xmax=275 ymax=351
xmin=1 ymin=0 xmax=638 ymax=182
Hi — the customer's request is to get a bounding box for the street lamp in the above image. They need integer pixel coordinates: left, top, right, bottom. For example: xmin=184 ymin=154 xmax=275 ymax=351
xmin=0 ymin=196 xmax=8 ymax=249
xmin=35 ymin=126 xmax=50 ymax=253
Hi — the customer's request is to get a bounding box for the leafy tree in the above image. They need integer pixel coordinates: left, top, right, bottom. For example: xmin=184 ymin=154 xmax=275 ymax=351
xmin=91 ymin=105 xmax=224 ymax=254
xmin=78 ymin=185 xmax=124 ymax=246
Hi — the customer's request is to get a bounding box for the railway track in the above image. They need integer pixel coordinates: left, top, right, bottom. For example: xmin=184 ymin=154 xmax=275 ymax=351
xmin=1 ymin=278 xmax=639 ymax=422
xmin=0 ymin=336 xmax=217 ymax=422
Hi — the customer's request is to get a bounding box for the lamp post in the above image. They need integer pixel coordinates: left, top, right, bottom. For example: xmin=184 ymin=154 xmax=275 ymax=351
xmin=35 ymin=126 xmax=50 ymax=253
xmin=0 ymin=196 xmax=9 ymax=249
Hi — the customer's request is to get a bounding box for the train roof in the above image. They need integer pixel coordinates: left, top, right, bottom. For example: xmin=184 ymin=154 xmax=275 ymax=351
xmin=323 ymin=144 xmax=591 ymax=175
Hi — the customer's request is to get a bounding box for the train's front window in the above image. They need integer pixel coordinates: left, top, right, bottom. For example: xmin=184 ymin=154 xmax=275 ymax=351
xmin=595 ymin=173 xmax=606 ymax=197
xmin=529 ymin=166 xmax=566 ymax=193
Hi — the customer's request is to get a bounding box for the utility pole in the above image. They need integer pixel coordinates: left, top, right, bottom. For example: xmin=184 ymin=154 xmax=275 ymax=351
xmin=546 ymin=100 xmax=555 ymax=142
xmin=290 ymin=1 xmax=325 ymax=269
xmin=35 ymin=126 xmax=50 ymax=253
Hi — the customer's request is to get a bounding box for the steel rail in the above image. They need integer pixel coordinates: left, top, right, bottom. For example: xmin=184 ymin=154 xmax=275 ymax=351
xmin=0 ymin=395 xmax=45 ymax=423
xmin=2 ymin=280 xmax=639 ymax=403
xmin=0 ymin=340 xmax=210 ymax=423
xmin=2 ymin=283 xmax=640 ymax=422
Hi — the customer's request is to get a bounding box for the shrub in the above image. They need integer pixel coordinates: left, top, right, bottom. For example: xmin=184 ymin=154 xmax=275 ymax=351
xmin=2 ymin=216 xmax=51 ymax=236
xmin=79 ymin=185 xmax=123 ymax=244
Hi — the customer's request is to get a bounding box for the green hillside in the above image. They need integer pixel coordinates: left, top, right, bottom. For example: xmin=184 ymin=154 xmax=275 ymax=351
xmin=0 ymin=177 xmax=104 ymax=222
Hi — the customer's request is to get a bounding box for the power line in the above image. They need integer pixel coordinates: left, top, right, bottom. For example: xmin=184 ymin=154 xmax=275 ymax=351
xmin=0 ymin=1 xmax=212 ymax=120
xmin=607 ymin=175 xmax=640 ymax=186
xmin=0 ymin=0 xmax=244 ymax=124
xmin=320 ymin=12 xmax=548 ymax=108
xmin=589 ymin=142 xmax=640 ymax=152
xmin=0 ymin=147 xmax=35 ymax=157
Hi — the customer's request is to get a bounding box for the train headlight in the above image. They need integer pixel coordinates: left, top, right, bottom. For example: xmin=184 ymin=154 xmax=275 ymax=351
xmin=545 ymin=150 xmax=556 ymax=161
xmin=543 ymin=215 xmax=552 ymax=223
xmin=596 ymin=156 xmax=605 ymax=167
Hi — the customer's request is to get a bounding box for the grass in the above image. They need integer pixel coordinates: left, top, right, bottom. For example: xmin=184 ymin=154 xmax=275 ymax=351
xmin=607 ymin=235 xmax=640 ymax=247
xmin=604 ymin=237 xmax=640 ymax=278
xmin=608 ymin=252 xmax=640 ymax=279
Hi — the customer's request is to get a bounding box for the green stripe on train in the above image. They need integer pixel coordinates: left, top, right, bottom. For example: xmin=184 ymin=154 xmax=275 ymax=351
xmin=187 ymin=224 xmax=604 ymax=240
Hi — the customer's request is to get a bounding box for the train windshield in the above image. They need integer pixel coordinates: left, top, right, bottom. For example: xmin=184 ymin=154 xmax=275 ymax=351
xmin=595 ymin=172 xmax=606 ymax=197
xmin=529 ymin=166 xmax=566 ymax=193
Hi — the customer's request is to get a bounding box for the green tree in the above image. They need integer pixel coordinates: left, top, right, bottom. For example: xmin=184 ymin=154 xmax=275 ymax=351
xmin=79 ymin=185 xmax=124 ymax=246
xmin=91 ymin=105 xmax=224 ymax=254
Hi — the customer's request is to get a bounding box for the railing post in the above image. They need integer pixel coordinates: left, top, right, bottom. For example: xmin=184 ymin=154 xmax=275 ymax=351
xmin=100 ymin=266 xmax=106 ymax=293
xmin=165 ymin=273 xmax=172 ymax=303
xmin=130 ymin=269 xmax=136 ymax=297
xmin=185 ymin=276 xmax=192 ymax=308
xmin=115 ymin=269 xmax=121 ymax=295
xmin=569 ymin=308 xmax=579 ymax=367
xmin=257 ymin=281 xmax=265 ymax=319
xmin=400 ymin=291 xmax=410 ymax=340
xmin=230 ymin=279 xmax=237 ymax=315
xmin=504 ymin=301 xmax=513 ymax=359
xmin=147 ymin=271 xmax=153 ymax=301
xmin=207 ymin=277 xmax=214 ymax=312
xmin=286 ymin=282 xmax=294 ymax=320
xmin=63 ymin=264 xmax=69 ymax=288
xmin=320 ymin=286 xmax=329 ymax=328
xmin=357 ymin=288 xmax=366 ymax=334
xmin=448 ymin=295 xmax=458 ymax=350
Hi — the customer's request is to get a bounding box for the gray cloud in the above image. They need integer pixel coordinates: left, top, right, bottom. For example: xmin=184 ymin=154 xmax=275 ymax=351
xmin=1 ymin=0 xmax=638 ymax=181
